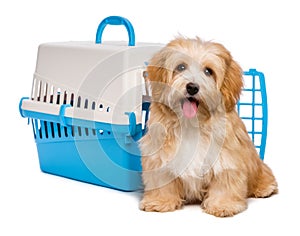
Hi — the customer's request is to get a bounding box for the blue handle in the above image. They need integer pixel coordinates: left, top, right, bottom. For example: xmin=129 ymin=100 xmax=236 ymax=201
xmin=95 ymin=16 xmax=135 ymax=46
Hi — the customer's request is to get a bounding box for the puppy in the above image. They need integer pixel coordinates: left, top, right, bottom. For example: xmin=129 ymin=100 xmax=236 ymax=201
xmin=139 ymin=37 xmax=277 ymax=217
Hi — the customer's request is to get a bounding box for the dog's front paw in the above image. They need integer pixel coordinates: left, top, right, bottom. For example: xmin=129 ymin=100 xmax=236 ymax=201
xmin=202 ymin=199 xmax=247 ymax=217
xmin=140 ymin=198 xmax=182 ymax=212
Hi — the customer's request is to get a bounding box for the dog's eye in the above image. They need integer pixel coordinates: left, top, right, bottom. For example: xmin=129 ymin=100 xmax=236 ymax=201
xmin=204 ymin=67 xmax=213 ymax=76
xmin=175 ymin=63 xmax=187 ymax=72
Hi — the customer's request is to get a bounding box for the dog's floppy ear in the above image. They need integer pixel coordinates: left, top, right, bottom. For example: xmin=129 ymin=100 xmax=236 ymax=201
xmin=146 ymin=48 xmax=173 ymax=100
xmin=146 ymin=47 xmax=172 ymax=83
xmin=220 ymin=56 xmax=243 ymax=112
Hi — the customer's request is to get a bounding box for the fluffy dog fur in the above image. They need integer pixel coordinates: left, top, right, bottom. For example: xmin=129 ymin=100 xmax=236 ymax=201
xmin=139 ymin=37 xmax=278 ymax=217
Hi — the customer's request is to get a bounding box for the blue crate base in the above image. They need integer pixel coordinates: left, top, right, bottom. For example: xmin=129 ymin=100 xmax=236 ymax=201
xmin=33 ymin=120 xmax=143 ymax=191
xmin=37 ymin=141 xmax=111 ymax=188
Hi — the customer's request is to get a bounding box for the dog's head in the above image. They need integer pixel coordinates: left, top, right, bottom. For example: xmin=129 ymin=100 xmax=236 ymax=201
xmin=146 ymin=37 xmax=243 ymax=119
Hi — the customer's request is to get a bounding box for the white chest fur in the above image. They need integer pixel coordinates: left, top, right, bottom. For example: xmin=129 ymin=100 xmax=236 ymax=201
xmin=166 ymin=119 xmax=230 ymax=200
xmin=168 ymin=123 xmax=213 ymax=179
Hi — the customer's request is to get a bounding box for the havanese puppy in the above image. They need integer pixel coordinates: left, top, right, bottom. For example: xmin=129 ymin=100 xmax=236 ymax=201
xmin=139 ymin=37 xmax=278 ymax=217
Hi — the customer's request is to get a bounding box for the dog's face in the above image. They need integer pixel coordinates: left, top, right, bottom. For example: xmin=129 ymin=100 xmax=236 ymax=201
xmin=147 ymin=37 xmax=243 ymax=119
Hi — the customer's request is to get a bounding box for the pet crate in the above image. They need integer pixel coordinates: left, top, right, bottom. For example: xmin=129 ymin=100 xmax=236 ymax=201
xmin=19 ymin=16 xmax=268 ymax=191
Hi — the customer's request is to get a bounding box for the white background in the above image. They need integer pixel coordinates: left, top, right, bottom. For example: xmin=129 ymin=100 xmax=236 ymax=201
xmin=1 ymin=0 xmax=299 ymax=235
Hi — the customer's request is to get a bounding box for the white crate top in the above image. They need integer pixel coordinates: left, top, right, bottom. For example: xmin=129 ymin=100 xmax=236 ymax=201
xmin=35 ymin=40 xmax=162 ymax=93
xmin=25 ymin=40 xmax=163 ymax=126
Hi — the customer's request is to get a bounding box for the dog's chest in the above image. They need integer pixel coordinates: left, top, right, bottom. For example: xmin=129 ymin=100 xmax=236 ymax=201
xmin=168 ymin=127 xmax=210 ymax=180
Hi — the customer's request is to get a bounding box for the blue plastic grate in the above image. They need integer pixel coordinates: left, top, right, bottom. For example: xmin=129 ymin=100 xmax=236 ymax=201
xmin=237 ymin=69 xmax=268 ymax=160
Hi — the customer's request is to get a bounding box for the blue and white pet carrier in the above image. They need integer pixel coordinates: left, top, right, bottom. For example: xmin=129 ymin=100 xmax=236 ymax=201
xmin=19 ymin=16 xmax=268 ymax=191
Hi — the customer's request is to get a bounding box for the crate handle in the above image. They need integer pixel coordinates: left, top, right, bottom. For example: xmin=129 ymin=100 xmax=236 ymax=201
xmin=95 ymin=16 xmax=135 ymax=46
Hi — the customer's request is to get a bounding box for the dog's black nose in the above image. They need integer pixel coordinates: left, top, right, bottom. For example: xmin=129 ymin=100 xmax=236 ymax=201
xmin=186 ymin=83 xmax=199 ymax=95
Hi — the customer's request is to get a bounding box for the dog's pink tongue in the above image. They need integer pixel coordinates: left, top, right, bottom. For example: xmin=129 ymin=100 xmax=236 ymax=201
xmin=182 ymin=100 xmax=198 ymax=118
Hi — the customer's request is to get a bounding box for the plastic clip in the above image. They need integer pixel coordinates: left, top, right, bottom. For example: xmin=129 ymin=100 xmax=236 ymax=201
xmin=125 ymin=112 xmax=137 ymax=136
xmin=19 ymin=97 xmax=29 ymax=118
xmin=59 ymin=104 xmax=71 ymax=127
